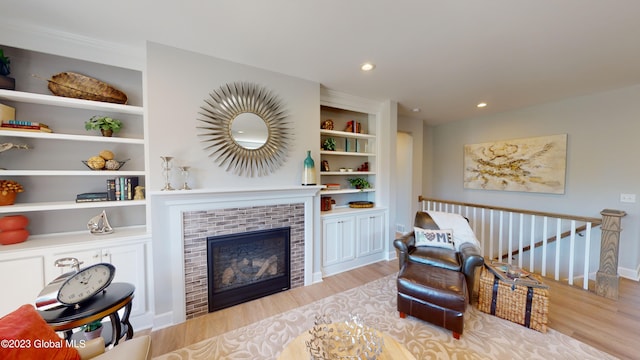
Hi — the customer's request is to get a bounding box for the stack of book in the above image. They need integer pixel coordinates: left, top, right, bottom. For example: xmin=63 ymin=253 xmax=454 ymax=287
xmin=324 ymin=183 xmax=341 ymax=190
xmin=76 ymin=192 xmax=108 ymax=203
xmin=107 ymin=176 xmax=139 ymax=201
xmin=1 ymin=120 xmax=53 ymax=133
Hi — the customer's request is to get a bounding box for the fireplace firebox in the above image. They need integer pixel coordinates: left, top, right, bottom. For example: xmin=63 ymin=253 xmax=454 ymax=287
xmin=207 ymin=227 xmax=291 ymax=312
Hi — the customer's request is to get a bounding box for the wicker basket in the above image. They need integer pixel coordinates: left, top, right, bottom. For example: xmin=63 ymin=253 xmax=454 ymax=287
xmin=477 ymin=266 xmax=549 ymax=333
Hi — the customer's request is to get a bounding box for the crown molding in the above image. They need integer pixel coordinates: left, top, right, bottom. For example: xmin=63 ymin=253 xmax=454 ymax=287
xmin=320 ymin=86 xmax=381 ymax=114
xmin=0 ymin=20 xmax=145 ymax=71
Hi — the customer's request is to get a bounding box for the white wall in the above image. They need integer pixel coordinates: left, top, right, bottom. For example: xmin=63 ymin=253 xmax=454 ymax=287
xmin=146 ymin=42 xmax=321 ymax=316
xmin=426 ymin=84 xmax=640 ymax=280
xmin=146 ymin=42 xmax=319 ymax=191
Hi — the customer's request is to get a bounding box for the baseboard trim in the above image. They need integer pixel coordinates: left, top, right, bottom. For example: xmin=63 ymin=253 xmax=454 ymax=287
xmin=153 ymin=311 xmax=175 ymax=330
xmin=312 ymin=271 xmax=324 ymax=284
xmin=618 ymin=265 xmax=640 ymax=281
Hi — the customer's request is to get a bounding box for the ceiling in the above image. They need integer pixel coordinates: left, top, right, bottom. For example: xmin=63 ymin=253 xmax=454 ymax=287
xmin=4 ymin=1 xmax=640 ymax=125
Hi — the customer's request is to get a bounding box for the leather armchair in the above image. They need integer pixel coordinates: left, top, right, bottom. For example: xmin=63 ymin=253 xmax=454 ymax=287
xmin=394 ymin=211 xmax=484 ymax=301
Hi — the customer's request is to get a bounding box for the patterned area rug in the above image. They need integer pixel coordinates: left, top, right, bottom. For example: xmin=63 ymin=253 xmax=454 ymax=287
xmin=153 ymin=274 xmax=616 ymax=360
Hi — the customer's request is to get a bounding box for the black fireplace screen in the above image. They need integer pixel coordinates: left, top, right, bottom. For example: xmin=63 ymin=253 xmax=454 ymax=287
xmin=207 ymin=227 xmax=291 ymax=312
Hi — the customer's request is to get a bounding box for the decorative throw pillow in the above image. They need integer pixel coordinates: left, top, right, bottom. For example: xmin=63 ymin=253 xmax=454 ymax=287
xmin=0 ymin=304 xmax=80 ymax=360
xmin=414 ymin=227 xmax=455 ymax=250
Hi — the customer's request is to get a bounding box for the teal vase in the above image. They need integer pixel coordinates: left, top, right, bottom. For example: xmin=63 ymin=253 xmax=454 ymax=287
xmin=302 ymin=150 xmax=316 ymax=185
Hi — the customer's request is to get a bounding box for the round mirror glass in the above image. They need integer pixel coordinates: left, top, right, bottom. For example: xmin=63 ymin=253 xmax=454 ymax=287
xmin=231 ymin=112 xmax=269 ymax=149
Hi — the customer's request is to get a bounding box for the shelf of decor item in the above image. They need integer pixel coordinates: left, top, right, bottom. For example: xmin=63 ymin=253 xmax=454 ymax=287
xmin=320 ymin=150 xmax=375 ymax=157
xmin=0 ymin=89 xmax=143 ymax=115
xmin=320 ymin=129 xmax=375 ymax=140
xmin=0 ymin=170 xmax=144 ymax=176
xmin=0 ymin=130 xmax=144 ymax=143
xmin=320 ymin=188 xmax=375 ymax=195
xmin=320 ymin=104 xmax=377 ymax=210
xmin=0 ymin=200 xmax=146 ymax=214
xmin=319 ymin=89 xmax=388 ymax=277
xmin=0 ymin=44 xmax=147 ymax=238
xmin=320 ymin=171 xmax=375 ymax=176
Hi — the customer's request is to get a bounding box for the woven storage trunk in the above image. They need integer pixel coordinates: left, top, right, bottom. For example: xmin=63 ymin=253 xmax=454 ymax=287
xmin=477 ymin=266 xmax=549 ymax=333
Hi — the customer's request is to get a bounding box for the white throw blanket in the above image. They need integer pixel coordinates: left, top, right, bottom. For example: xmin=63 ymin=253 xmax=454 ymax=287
xmin=427 ymin=211 xmax=481 ymax=251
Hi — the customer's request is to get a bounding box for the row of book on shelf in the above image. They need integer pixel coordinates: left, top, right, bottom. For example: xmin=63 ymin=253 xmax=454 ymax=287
xmin=76 ymin=176 xmax=139 ymax=202
xmin=0 ymin=104 xmax=53 ymax=133
xmin=0 ymin=119 xmax=53 ymax=133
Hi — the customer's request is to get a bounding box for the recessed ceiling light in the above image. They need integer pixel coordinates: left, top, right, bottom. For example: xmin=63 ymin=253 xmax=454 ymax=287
xmin=361 ymin=63 xmax=375 ymax=71
xmin=477 ymin=102 xmax=487 ymax=108
xmin=412 ymin=108 xmax=421 ymax=112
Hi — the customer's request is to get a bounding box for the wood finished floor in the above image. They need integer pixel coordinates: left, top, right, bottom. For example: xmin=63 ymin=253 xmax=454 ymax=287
xmin=146 ymin=261 xmax=639 ymax=360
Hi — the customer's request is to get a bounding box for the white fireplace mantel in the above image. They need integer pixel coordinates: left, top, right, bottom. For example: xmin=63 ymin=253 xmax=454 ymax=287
xmin=150 ymin=186 xmax=323 ymax=326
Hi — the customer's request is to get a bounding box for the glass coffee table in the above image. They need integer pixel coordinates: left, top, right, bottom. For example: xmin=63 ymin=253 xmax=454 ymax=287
xmin=277 ymin=323 xmax=416 ymax=360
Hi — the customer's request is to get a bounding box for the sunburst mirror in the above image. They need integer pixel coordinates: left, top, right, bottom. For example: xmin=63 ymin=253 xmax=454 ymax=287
xmin=197 ymin=82 xmax=291 ymax=177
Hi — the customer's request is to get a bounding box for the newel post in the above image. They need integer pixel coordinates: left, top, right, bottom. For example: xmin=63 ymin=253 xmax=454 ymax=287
xmin=595 ymin=209 xmax=627 ymax=299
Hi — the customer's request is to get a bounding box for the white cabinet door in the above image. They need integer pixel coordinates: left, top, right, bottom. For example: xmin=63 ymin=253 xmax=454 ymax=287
xmin=48 ymin=242 xmax=147 ymax=317
xmin=102 ymin=243 xmax=147 ymax=317
xmin=322 ymin=216 xmax=355 ymax=267
xmin=0 ymin=256 xmax=46 ymax=317
xmin=356 ymin=211 xmax=385 ymax=257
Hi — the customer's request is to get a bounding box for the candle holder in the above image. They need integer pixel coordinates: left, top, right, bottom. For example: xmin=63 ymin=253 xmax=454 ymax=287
xmin=160 ymin=156 xmax=174 ymax=191
xmin=178 ymin=166 xmax=191 ymax=190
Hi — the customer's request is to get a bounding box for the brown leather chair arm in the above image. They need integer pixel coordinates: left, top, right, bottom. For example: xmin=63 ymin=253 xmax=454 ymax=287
xmin=393 ymin=232 xmax=416 ymax=266
xmin=458 ymin=242 xmax=484 ymax=297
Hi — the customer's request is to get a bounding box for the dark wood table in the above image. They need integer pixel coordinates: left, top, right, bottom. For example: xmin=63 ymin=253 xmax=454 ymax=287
xmin=38 ymin=282 xmax=135 ymax=346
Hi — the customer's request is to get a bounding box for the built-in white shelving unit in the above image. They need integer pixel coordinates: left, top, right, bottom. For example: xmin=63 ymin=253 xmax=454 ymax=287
xmin=0 ymin=44 xmax=153 ymax=326
xmin=319 ymin=90 xmax=387 ymax=277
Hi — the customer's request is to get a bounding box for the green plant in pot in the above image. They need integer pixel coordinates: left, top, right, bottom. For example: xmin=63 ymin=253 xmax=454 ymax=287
xmin=85 ymin=116 xmax=123 ymax=137
xmin=322 ymin=138 xmax=336 ymax=151
xmin=347 ymin=177 xmax=371 ymax=190
xmin=82 ymin=320 xmax=103 ymax=340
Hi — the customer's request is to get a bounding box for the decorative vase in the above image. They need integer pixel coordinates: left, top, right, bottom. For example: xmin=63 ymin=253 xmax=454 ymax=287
xmin=101 ymin=129 xmax=113 ymax=137
xmin=84 ymin=326 xmax=102 ymax=340
xmin=302 ymin=150 xmax=316 ymax=186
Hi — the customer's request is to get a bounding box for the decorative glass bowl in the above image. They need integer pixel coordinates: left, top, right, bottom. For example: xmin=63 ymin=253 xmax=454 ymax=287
xmin=305 ymin=314 xmax=383 ymax=360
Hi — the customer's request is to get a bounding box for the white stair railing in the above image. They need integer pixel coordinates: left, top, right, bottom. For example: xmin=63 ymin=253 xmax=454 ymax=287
xmin=418 ymin=197 xmax=620 ymax=294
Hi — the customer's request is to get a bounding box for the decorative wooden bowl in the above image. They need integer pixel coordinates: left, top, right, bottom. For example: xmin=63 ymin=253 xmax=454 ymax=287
xmin=348 ymin=201 xmax=374 ymax=208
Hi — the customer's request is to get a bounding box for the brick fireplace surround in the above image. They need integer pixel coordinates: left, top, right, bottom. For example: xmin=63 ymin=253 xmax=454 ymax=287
xmin=183 ymin=203 xmax=305 ymax=319
xmin=150 ymin=186 xmax=321 ymax=325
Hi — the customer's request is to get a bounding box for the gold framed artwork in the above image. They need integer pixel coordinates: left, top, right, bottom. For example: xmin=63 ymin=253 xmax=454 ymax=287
xmin=463 ymin=134 xmax=567 ymax=194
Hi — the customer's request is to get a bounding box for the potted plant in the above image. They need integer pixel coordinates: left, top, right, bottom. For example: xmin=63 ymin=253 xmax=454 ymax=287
xmin=322 ymin=138 xmax=336 ymax=151
xmin=85 ymin=116 xmax=123 ymax=137
xmin=0 ymin=49 xmax=15 ymax=90
xmin=82 ymin=320 xmax=103 ymax=340
xmin=0 ymin=179 xmax=24 ymax=206
xmin=347 ymin=177 xmax=371 ymax=190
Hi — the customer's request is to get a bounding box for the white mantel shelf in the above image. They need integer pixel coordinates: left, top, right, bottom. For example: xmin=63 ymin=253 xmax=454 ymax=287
xmin=148 ymin=185 xmax=324 ymax=200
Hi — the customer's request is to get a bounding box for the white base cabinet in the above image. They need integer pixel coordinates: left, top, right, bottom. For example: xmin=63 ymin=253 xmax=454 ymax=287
xmin=321 ymin=208 xmax=387 ymax=277
xmin=0 ymin=255 xmax=46 ymax=317
xmin=0 ymin=233 xmax=153 ymax=330
xmin=47 ymin=242 xmax=148 ymax=318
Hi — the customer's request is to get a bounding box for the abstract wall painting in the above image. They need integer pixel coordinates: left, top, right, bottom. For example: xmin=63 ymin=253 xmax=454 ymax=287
xmin=463 ymin=134 xmax=567 ymax=194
